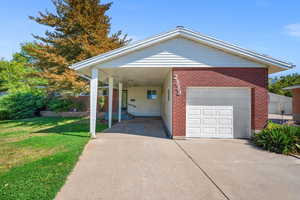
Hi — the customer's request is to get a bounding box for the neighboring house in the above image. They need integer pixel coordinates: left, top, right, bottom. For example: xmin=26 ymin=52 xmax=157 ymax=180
xmin=268 ymin=92 xmax=292 ymax=115
xmin=284 ymin=84 xmax=300 ymax=123
xmin=70 ymin=26 xmax=294 ymax=139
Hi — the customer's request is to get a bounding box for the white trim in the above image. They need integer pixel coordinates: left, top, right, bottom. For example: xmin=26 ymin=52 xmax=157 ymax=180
xmin=90 ymin=68 xmax=98 ymax=138
xmin=169 ymin=69 xmax=173 ymax=136
xmin=70 ymin=27 xmax=294 ymax=71
xmin=78 ymin=73 xmax=91 ymax=80
xmin=108 ymin=77 xmax=114 ymax=128
xmin=247 ymin=88 xmax=252 ymax=138
xmin=118 ymin=82 xmax=122 ymax=122
xmin=185 ymin=88 xmax=188 ymax=138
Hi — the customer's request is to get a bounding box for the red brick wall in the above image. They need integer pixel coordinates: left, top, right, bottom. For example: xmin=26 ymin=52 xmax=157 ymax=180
xmin=103 ymin=89 xmax=119 ymax=112
xmin=69 ymin=89 xmax=119 ymax=112
xmin=172 ymin=68 xmax=268 ymax=137
xmin=292 ymin=88 xmax=300 ymax=114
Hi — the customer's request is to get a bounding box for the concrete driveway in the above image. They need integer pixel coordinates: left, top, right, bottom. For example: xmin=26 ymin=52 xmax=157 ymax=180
xmin=56 ymin=118 xmax=300 ymax=200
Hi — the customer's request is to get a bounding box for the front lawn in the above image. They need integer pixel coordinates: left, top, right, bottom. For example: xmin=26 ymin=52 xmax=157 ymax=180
xmin=0 ymin=117 xmax=106 ymax=200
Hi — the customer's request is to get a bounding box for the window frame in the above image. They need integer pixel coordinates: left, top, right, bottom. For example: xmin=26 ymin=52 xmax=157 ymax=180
xmin=147 ymin=90 xmax=157 ymax=100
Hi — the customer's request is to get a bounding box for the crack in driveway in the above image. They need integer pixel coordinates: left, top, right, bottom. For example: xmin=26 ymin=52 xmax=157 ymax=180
xmin=174 ymin=140 xmax=230 ymax=200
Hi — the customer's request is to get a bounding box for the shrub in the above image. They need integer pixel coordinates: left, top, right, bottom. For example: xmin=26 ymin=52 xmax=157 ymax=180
xmin=47 ymin=97 xmax=83 ymax=112
xmin=0 ymin=109 xmax=9 ymax=120
xmin=253 ymin=124 xmax=300 ymax=155
xmin=0 ymin=91 xmax=46 ymax=120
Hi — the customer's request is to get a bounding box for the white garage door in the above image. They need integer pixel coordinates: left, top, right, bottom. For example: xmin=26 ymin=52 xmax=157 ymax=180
xmin=187 ymin=106 xmax=233 ymax=138
xmin=186 ymin=88 xmax=251 ymax=138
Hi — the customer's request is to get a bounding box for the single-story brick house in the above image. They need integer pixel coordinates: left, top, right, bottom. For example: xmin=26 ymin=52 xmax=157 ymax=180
xmin=70 ymin=26 xmax=294 ymax=139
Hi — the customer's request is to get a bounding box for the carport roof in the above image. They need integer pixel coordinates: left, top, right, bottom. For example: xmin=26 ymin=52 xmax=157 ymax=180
xmin=70 ymin=26 xmax=295 ymax=72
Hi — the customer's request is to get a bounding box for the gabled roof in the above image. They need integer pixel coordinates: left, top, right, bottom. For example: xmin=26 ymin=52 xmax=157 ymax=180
xmin=70 ymin=26 xmax=295 ymax=71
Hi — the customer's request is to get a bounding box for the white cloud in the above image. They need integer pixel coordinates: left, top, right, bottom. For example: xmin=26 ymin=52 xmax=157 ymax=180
xmin=284 ymin=23 xmax=300 ymax=37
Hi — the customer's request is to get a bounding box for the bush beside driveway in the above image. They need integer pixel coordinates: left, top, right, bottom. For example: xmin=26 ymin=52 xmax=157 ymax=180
xmin=253 ymin=122 xmax=300 ymax=155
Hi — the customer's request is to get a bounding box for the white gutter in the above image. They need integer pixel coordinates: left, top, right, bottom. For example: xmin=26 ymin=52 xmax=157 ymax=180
xmin=78 ymin=73 xmax=91 ymax=81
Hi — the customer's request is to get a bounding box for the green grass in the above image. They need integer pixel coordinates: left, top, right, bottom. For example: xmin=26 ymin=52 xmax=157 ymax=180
xmin=0 ymin=117 xmax=107 ymax=200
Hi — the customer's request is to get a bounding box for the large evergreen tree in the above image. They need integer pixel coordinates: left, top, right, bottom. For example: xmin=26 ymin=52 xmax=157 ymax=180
xmin=26 ymin=0 xmax=129 ymax=95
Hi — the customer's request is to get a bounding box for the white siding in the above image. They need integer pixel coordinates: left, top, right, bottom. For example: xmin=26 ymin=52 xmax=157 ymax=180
xmin=96 ymin=37 xmax=265 ymax=69
xmin=161 ymin=70 xmax=172 ymax=135
xmin=268 ymin=93 xmax=292 ymax=114
xmin=127 ymin=87 xmax=161 ymax=117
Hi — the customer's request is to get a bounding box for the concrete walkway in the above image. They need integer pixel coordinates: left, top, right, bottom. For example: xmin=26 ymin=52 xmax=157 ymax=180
xmin=56 ymin=118 xmax=300 ymax=200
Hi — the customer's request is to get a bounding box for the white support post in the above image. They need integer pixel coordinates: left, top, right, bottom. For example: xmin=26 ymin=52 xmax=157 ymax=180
xmin=118 ymin=82 xmax=123 ymax=122
xmin=108 ymin=76 xmax=114 ymax=128
xmin=90 ymin=68 xmax=99 ymax=138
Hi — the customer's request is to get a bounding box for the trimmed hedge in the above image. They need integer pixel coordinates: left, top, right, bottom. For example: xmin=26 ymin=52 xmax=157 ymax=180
xmin=0 ymin=91 xmax=46 ymax=120
xmin=252 ymin=123 xmax=300 ymax=155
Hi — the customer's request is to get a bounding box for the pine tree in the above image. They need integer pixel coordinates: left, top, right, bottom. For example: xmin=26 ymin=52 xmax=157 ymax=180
xmin=26 ymin=0 xmax=129 ymax=95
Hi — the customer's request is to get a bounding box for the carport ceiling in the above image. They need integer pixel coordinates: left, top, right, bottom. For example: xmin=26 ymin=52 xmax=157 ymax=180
xmin=100 ymin=67 xmax=170 ymax=87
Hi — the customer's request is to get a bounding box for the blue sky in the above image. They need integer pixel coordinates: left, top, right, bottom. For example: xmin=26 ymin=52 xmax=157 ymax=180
xmin=0 ymin=0 xmax=299 ymax=77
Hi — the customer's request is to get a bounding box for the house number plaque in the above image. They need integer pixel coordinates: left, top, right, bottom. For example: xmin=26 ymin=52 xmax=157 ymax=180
xmin=173 ymin=74 xmax=181 ymax=96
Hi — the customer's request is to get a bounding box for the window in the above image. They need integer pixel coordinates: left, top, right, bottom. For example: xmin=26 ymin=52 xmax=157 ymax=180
xmin=147 ymin=90 xmax=157 ymax=99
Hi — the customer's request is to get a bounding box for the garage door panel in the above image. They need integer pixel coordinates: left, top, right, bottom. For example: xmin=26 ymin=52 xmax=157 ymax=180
xmin=219 ymin=109 xmax=232 ymax=116
xmin=188 ymin=128 xmax=200 ymax=135
xmin=188 ymin=114 xmax=201 ymax=119
xmin=188 ymin=109 xmax=201 ymax=115
xmin=188 ymin=120 xmax=201 ymax=128
xmin=219 ymin=118 xmax=232 ymax=126
xmin=188 ymin=105 xmax=201 ymax=109
xmin=186 ymin=87 xmax=251 ymax=138
xmin=219 ymin=128 xmax=233 ymax=135
xmin=202 ymin=109 xmax=217 ymax=116
xmin=202 ymin=127 xmax=218 ymax=135
xmin=187 ymin=106 xmax=233 ymax=138
xmin=188 ymin=119 xmax=201 ymax=124
xmin=202 ymin=118 xmax=218 ymax=126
